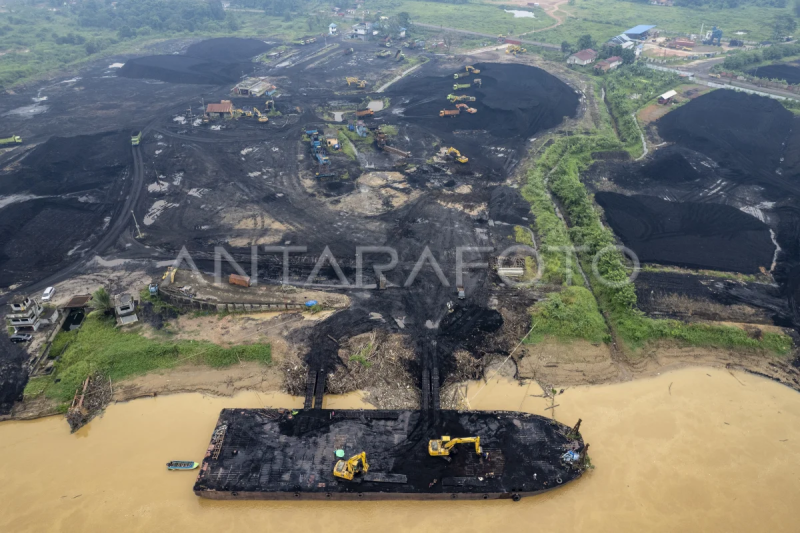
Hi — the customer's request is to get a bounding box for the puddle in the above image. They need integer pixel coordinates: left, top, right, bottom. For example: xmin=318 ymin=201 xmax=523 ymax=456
xmin=333 ymin=111 xmax=345 ymax=122
xmin=504 ymin=9 xmax=535 ymax=18
xmin=367 ymin=100 xmax=384 ymax=111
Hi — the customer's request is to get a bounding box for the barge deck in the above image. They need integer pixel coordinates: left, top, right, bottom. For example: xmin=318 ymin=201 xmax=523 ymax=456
xmin=194 ymin=408 xmax=587 ymax=501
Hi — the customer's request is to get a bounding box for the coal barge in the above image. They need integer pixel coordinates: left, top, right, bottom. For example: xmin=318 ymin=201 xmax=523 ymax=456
xmin=194 ymin=408 xmax=588 ymax=501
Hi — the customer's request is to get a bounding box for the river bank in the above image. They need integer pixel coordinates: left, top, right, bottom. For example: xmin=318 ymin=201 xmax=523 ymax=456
xmin=0 ymin=367 xmax=797 ymax=532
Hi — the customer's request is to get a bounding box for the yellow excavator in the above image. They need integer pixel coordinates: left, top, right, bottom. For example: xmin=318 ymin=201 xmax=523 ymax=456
xmin=466 ymin=65 xmax=481 ymax=74
xmin=429 ymin=436 xmax=481 ymax=456
xmin=333 ymin=452 xmax=370 ymax=481
xmin=446 ymin=147 xmax=469 ymax=164
xmin=506 ymin=45 xmax=527 ymax=55
xmin=254 ymin=108 xmax=268 ymax=123
xmin=346 ymin=77 xmax=367 ymax=88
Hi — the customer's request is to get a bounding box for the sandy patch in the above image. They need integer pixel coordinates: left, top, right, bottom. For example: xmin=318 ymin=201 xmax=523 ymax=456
xmin=436 ymin=199 xmax=487 ymax=216
xmin=328 ymin=172 xmax=419 ymax=215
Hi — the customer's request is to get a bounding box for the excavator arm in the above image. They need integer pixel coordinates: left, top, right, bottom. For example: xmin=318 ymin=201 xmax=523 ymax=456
xmin=333 ymin=452 xmax=370 ymax=480
xmin=428 ymin=436 xmax=481 ymax=456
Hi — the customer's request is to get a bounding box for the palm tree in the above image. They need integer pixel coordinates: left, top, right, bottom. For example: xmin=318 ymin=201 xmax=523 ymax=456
xmin=90 ymin=287 xmax=113 ymax=314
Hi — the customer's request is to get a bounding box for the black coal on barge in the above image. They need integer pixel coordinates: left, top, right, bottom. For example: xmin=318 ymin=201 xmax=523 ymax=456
xmin=194 ymin=408 xmax=589 ymax=501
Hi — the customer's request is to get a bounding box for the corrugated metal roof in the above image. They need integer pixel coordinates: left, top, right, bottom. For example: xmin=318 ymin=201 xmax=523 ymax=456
xmin=206 ymin=102 xmax=233 ymax=113
xmin=660 ymin=90 xmax=678 ymax=99
xmin=572 ymin=49 xmax=597 ymax=61
xmin=624 ymin=25 xmax=656 ymax=35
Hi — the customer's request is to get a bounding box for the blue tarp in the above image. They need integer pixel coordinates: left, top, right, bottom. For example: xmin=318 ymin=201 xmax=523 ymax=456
xmin=305 ymin=300 xmax=318 ymax=307
xmin=624 ymin=25 xmax=656 ymax=36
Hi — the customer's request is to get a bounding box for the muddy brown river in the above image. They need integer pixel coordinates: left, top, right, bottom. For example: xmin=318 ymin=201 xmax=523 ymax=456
xmin=1 ymin=367 xmax=798 ymax=532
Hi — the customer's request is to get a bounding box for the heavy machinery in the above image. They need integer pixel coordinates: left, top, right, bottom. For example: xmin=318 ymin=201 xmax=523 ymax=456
xmin=0 ymin=135 xmax=22 ymax=145
xmin=465 ymin=65 xmax=480 ymax=74
xmin=254 ymin=108 xmax=268 ymax=123
xmin=447 ymin=146 xmax=468 ymax=163
xmin=447 ymin=94 xmax=476 ymax=102
xmin=346 ymin=77 xmax=367 ymax=88
xmin=506 ymin=45 xmax=526 ymax=55
xmin=299 ymin=37 xmax=317 ymax=45
xmin=473 ymin=78 xmax=482 ymax=87
xmin=428 ymin=436 xmax=482 ymax=457
xmin=395 ymin=49 xmax=405 ymax=61
xmin=454 ymin=71 xmax=470 ymax=79
xmin=356 ymin=109 xmax=374 ymax=117
xmin=131 ymin=131 xmax=142 ymax=146
xmin=377 ymin=49 xmax=392 ymax=58
xmin=440 ymin=109 xmax=460 ymax=117
xmin=453 ymin=83 xmax=471 ymax=90
xmin=344 ymin=47 xmax=355 ymax=56
xmin=333 ymin=452 xmax=369 ymax=481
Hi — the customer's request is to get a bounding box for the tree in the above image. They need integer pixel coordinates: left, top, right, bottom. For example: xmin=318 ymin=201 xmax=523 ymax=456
xmin=577 ymin=34 xmax=594 ymax=51
xmin=396 ymin=11 xmax=410 ymax=29
xmin=561 ymin=40 xmax=574 ymax=54
xmin=795 ymin=0 xmax=800 ymax=16
xmin=209 ymin=0 xmax=226 ymax=21
xmin=90 ymin=287 xmax=113 ymax=314
xmin=443 ymin=32 xmax=453 ymax=54
xmin=772 ymin=15 xmax=797 ymax=41
xmin=621 ymin=47 xmax=636 ymax=65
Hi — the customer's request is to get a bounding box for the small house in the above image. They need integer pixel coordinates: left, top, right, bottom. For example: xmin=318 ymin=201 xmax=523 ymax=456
xmin=623 ymin=25 xmax=656 ymax=40
xmin=658 ymin=90 xmax=677 ymax=104
xmin=206 ymin=100 xmax=234 ymax=118
xmin=567 ymin=49 xmax=598 ymax=66
xmin=114 ymin=293 xmax=138 ymax=326
xmin=329 ymin=23 xmax=338 ymax=36
xmin=594 ymin=56 xmax=623 ymax=72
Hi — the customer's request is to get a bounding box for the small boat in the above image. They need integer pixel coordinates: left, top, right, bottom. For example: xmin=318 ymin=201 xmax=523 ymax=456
xmin=167 ymin=461 xmax=199 ymax=471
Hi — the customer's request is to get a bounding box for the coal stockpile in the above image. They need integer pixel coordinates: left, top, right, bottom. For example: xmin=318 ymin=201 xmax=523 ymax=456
xmin=0 ymin=337 xmax=27 ymax=414
xmin=0 ymin=132 xmax=130 ymax=287
xmin=747 ymin=63 xmax=800 ymax=85
xmin=0 ymin=132 xmax=129 ymax=196
xmin=656 ymin=90 xmax=792 ymax=184
xmin=640 ymin=149 xmax=702 ymax=183
xmin=595 ymin=192 xmax=775 ymax=273
xmin=119 ymin=38 xmax=270 ymax=85
xmin=389 ymin=63 xmax=579 ymax=140
xmin=488 ymin=186 xmax=532 ymax=225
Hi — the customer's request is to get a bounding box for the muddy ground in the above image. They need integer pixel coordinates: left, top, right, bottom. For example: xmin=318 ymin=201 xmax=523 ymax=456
xmin=588 ymin=89 xmax=800 ymax=328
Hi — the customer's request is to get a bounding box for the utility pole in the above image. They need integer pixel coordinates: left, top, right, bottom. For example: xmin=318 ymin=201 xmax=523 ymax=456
xmin=131 ymin=210 xmax=144 ymax=239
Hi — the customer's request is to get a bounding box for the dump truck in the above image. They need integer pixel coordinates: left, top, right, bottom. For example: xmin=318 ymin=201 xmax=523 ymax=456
xmin=229 ymin=274 xmax=251 ymax=288
xmin=131 ymin=131 xmax=142 ymax=146
xmin=454 ymin=72 xmax=470 ymax=79
xmin=453 ymin=83 xmax=471 ymax=90
xmin=0 ymin=135 xmax=22 ymax=145
xmin=448 ymin=94 xmax=476 ymax=102
xmin=440 ymin=109 xmax=460 ymax=118
xmin=356 ymin=109 xmax=374 ymax=117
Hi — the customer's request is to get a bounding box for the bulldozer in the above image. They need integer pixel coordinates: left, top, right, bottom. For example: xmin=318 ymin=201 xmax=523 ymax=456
xmin=346 ymin=77 xmax=367 ymax=88
xmin=428 ymin=436 xmax=481 ymax=457
xmin=447 ymin=147 xmax=468 ymax=164
xmin=333 ymin=452 xmax=370 ymax=481
xmin=254 ymin=108 xmax=268 ymax=123
xmin=465 ymin=65 xmax=481 ymax=74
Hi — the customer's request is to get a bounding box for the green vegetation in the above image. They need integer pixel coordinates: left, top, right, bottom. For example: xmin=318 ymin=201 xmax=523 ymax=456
xmin=90 ymin=287 xmax=113 ymax=313
xmin=531 ymin=0 xmax=791 ymax=44
xmin=723 ymin=41 xmax=800 ymax=73
xmin=529 ymin=286 xmax=609 ymax=344
xmin=32 ymin=312 xmax=271 ymax=404
xmin=371 ymin=0 xmax=556 ymax=38
xmin=0 ymin=0 xmax=312 ymax=88
xmin=49 ymin=329 xmax=78 ymax=358
xmin=380 ymin=124 xmax=399 ymax=136
xmin=23 ymin=376 xmax=52 ymax=400
xmin=337 ymin=131 xmax=358 ymax=160
xmin=602 ymin=65 xmax=680 ymax=157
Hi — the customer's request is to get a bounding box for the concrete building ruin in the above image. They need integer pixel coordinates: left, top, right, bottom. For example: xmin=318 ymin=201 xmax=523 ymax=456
xmin=6 ymin=296 xmax=58 ymax=333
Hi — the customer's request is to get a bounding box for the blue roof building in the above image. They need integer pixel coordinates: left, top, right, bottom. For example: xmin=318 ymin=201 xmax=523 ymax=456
xmin=623 ymin=25 xmax=656 ymax=39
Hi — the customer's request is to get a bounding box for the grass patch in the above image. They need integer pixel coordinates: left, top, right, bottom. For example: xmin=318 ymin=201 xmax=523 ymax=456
xmin=139 ymin=288 xmax=179 ymax=313
xmin=529 ymin=286 xmax=609 ymax=344
xmin=380 ymin=124 xmax=399 ymax=136
xmin=23 ymin=376 xmax=51 ymax=400
xmin=49 ymin=329 xmax=78 ymax=358
xmin=36 ymin=312 xmax=270 ymax=404
xmin=337 ymin=130 xmax=358 ymax=160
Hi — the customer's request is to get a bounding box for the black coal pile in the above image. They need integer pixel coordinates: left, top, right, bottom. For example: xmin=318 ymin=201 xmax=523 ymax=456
xmin=0 ymin=132 xmax=130 ymax=287
xmin=119 ymin=37 xmax=270 ymax=85
xmin=489 ymin=186 xmax=531 ymax=225
xmin=746 ymin=63 xmax=800 ymax=85
xmin=656 ymin=90 xmax=792 ymax=186
xmin=0 ymin=337 xmax=28 ymax=415
xmin=595 ymin=192 xmax=774 ymax=274
xmin=640 ymin=149 xmax=702 ymax=183
xmin=388 ymin=63 xmax=579 ymax=140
